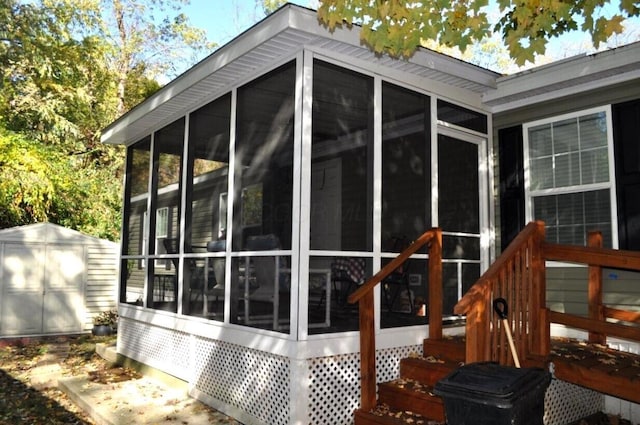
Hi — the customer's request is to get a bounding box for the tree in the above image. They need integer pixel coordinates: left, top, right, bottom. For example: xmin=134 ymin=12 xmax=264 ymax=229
xmin=317 ymin=0 xmax=640 ymax=65
xmin=102 ymin=0 xmax=215 ymax=114
xmin=0 ymin=0 xmax=115 ymax=148
xmin=262 ymin=0 xmax=288 ymax=14
xmin=0 ymin=0 xmax=214 ymax=240
xmin=0 ymin=128 xmax=122 ymax=239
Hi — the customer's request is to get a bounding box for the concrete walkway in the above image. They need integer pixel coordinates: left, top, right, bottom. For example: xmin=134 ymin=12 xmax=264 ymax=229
xmin=46 ymin=342 xmax=243 ymax=425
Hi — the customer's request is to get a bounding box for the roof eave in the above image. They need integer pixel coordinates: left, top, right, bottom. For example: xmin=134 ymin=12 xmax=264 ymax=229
xmin=483 ymin=42 xmax=640 ymax=113
xmin=101 ymin=5 xmax=499 ymax=146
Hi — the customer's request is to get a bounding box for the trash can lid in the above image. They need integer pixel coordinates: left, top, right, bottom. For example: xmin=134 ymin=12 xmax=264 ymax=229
xmin=434 ymin=362 xmax=550 ymax=402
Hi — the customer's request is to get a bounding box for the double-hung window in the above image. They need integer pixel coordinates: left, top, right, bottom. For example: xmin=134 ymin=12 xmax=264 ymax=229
xmin=524 ymin=106 xmax=617 ymax=248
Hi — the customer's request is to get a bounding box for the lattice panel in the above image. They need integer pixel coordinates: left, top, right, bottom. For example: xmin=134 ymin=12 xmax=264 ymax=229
xmin=307 ymin=345 xmax=420 ymax=425
xmin=309 ymin=352 xmax=361 ymax=425
xmin=544 ymin=378 xmax=603 ymax=425
xmin=192 ymin=337 xmax=290 ymax=425
xmin=119 ymin=318 xmax=191 ymax=380
xmin=376 ymin=345 xmax=422 ymax=383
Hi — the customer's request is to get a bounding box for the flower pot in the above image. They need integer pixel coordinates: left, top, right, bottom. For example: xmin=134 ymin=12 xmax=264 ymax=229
xmin=92 ymin=324 xmax=113 ymax=336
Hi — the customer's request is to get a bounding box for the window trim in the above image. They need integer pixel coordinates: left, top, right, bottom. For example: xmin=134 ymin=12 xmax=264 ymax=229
xmin=523 ymin=105 xmax=619 ymax=249
xmin=156 ymin=206 xmax=169 ymax=239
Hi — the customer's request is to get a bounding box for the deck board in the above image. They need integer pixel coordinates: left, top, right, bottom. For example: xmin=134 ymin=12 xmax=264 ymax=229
xmin=549 ymin=338 xmax=640 ymax=404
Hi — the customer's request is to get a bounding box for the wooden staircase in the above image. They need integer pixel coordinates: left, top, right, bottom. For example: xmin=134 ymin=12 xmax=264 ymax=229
xmin=354 ymin=338 xmax=464 ymax=424
xmin=349 ymin=222 xmax=640 ymax=425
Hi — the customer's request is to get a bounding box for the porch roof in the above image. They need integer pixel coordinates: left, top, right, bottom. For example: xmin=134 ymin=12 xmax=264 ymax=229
xmin=483 ymin=41 xmax=640 ymax=113
xmin=101 ymin=4 xmax=499 ymax=146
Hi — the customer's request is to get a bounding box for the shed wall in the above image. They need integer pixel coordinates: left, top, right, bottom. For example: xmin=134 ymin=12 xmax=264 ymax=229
xmin=0 ymin=224 xmax=117 ymax=337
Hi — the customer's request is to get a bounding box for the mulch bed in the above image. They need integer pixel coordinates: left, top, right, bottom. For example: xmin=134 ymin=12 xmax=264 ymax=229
xmin=567 ymin=412 xmax=633 ymax=425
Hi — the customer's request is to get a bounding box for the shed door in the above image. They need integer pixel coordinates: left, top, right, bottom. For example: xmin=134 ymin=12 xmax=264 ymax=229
xmin=43 ymin=245 xmax=85 ymax=333
xmin=1 ymin=244 xmax=45 ymax=335
xmin=1 ymin=244 xmax=84 ymax=336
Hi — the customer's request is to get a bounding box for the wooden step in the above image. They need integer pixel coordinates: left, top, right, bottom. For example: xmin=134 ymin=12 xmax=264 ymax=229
xmin=378 ymin=378 xmax=445 ymax=422
xmin=423 ymin=336 xmax=465 ymax=363
xmin=354 ymin=404 xmax=445 ymax=425
xmin=400 ymin=356 xmax=459 ymax=387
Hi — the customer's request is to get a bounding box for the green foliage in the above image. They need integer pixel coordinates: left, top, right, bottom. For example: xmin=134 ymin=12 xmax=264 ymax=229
xmin=0 ymin=0 xmax=213 ymax=241
xmin=0 ymin=130 xmax=55 ymax=225
xmin=262 ymin=0 xmax=288 ymax=14
xmin=0 ymin=0 xmax=116 ymax=147
xmin=318 ymin=0 xmax=640 ymax=65
xmin=0 ymin=128 xmax=123 ymax=240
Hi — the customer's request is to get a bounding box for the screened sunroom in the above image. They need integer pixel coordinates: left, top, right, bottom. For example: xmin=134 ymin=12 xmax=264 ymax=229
xmin=103 ymin=5 xmax=498 ymax=425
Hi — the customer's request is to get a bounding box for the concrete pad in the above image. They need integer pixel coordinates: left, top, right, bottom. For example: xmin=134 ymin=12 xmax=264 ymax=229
xmin=95 ymin=343 xmax=118 ymax=364
xmin=59 ymin=374 xmax=241 ymax=425
xmin=29 ymin=363 xmax=63 ymax=390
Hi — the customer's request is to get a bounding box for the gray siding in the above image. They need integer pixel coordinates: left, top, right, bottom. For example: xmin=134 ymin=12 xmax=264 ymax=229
xmin=84 ymin=243 xmax=118 ymax=331
xmin=547 ymin=266 xmax=640 ymax=319
xmin=493 ymin=80 xmax=640 ymax=130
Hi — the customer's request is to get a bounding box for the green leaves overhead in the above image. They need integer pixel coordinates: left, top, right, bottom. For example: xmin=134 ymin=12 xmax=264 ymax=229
xmin=318 ymin=0 xmax=640 ymax=66
xmin=319 ymin=0 xmax=491 ymax=58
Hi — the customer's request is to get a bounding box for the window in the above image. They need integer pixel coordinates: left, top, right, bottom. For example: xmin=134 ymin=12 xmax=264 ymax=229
xmin=311 ymin=59 xmax=374 ymax=252
xmin=156 ymin=207 xmax=169 ymax=239
xmin=524 ymin=107 xmax=616 ymax=247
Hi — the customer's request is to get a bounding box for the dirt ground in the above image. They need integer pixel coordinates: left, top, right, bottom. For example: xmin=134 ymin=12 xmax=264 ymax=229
xmin=0 ymin=334 xmax=241 ymax=425
xmin=0 ymin=335 xmax=112 ymax=424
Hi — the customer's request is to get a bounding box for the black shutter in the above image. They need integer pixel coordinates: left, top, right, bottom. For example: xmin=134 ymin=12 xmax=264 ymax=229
xmin=498 ymin=125 xmax=525 ymax=251
xmin=613 ymin=99 xmax=640 ymax=251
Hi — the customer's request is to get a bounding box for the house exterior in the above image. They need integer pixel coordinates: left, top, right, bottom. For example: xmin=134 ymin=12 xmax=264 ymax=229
xmin=0 ymin=223 xmax=118 ymax=337
xmin=101 ymin=4 xmax=640 ymax=425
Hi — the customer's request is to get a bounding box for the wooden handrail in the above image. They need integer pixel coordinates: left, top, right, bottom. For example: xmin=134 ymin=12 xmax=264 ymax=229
xmin=350 ymin=228 xmax=442 ymax=412
xmin=348 ymin=229 xmax=440 ymax=304
xmin=454 ymin=221 xmax=547 ymax=365
xmin=455 ymin=220 xmax=640 ymax=367
xmin=454 ymin=221 xmax=544 ymax=314
xmin=548 ymin=311 xmax=640 ymax=341
xmin=543 ymin=243 xmax=640 ymax=271
xmin=545 ymin=231 xmax=640 ymax=345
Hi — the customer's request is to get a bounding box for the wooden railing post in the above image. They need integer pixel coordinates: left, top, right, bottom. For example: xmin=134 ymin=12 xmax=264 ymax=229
xmin=358 ymin=283 xmax=377 ymax=411
xmin=530 ymin=221 xmax=549 ymax=358
xmin=587 ymin=231 xmax=605 ymax=345
xmin=465 ymin=298 xmax=489 ymax=363
xmin=428 ymin=228 xmax=443 ymax=340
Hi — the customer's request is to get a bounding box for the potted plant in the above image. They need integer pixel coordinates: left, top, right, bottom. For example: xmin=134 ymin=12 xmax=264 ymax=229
xmin=92 ymin=309 xmax=118 ymax=336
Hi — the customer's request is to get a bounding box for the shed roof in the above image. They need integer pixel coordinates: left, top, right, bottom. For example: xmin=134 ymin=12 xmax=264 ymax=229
xmin=0 ymin=223 xmax=116 ymax=245
xmin=101 ymin=4 xmax=499 ymax=146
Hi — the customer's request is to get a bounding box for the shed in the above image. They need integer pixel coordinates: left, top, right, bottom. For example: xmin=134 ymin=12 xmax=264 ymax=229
xmin=0 ymin=223 xmax=118 ymax=337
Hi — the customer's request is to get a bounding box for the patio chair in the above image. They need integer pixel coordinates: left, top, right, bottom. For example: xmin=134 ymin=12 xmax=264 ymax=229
xmin=331 ymin=257 xmax=366 ymax=306
xmin=242 ymin=234 xmax=288 ymax=329
xmin=381 ymin=236 xmax=414 ymax=314
xmin=162 ymin=238 xmax=215 ymax=305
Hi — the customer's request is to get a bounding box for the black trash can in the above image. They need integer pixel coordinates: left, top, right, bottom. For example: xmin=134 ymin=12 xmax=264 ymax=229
xmin=433 ymin=362 xmax=551 ymax=425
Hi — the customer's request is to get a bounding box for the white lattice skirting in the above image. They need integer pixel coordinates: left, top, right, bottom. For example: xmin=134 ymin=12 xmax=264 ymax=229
xmin=119 ymin=317 xmax=614 ymax=425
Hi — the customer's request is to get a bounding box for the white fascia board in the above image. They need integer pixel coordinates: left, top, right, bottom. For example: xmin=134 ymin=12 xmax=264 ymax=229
xmin=483 ymin=42 xmax=640 ymax=112
xmin=410 ymin=48 xmax=499 ymax=90
xmin=101 ymin=4 xmax=499 ymax=145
